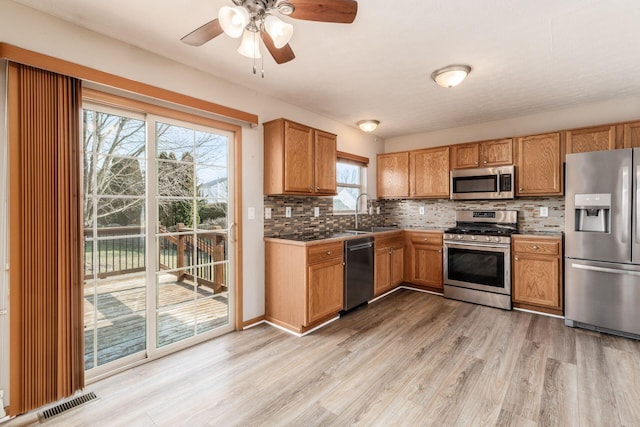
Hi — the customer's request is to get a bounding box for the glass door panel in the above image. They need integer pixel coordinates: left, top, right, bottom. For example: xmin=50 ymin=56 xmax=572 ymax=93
xmin=83 ymin=106 xmax=147 ymax=372
xmin=154 ymin=121 xmax=232 ymax=351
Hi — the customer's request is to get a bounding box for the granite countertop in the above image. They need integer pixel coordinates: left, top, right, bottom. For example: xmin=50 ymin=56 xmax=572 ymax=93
xmin=264 ymin=226 xmax=444 ymax=246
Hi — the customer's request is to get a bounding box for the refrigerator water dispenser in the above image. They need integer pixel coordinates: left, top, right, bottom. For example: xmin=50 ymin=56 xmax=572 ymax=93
xmin=575 ymin=193 xmax=611 ymax=233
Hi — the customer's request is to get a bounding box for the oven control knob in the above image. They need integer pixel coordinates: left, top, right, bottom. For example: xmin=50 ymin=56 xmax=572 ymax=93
xmin=457 ymin=235 xmax=463 ymax=240
xmin=485 ymin=236 xmax=491 ymax=241
xmin=470 ymin=235 xmax=476 ymax=240
xmin=445 ymin=234 xmax=451 ymax=240
xmin=494 ymin=237 xmax=501 ymax=243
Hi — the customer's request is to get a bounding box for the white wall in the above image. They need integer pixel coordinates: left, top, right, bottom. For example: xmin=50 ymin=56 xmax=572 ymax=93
xmin=385 ymin=97 xmax=640 ymax=152
xmin=0 ymin=1 xmax=384 ymax=323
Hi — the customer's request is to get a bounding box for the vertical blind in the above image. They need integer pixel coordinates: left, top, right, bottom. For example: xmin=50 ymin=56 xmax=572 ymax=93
xmin=7 ymin=62 xmax=84 ymax=415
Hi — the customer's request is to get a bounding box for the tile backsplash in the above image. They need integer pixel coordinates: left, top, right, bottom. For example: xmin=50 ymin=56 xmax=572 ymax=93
xmin=264 ymin=195 xmax=565 ymax=236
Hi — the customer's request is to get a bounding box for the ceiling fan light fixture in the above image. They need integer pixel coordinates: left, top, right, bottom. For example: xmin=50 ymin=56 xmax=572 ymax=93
xmin=264 ymin=15 xmax=294 ymax=48
xmin=431 ymin=65 xmax=472 ymax=88
xmin=218 ymin=5 xmax=250 ymax=38
xmin=237 ymin=29 xmax=262 ymax=58
xmin=357 ymin=120 xmax=380 ymax=133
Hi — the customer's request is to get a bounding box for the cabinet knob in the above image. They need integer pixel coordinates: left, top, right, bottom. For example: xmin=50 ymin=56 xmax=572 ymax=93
xmin=475 ymin=161 xmax=479 ymax=165
xmin=532 ymin=245 xmax=538 ymax=250
xmin=316 ymin=186 xmax=320 ymax=190
xmin=515 ymin=257 xmax=519 ymax=261
xmin=483 ymin=160 xmax=487 ymax=164
xmin=326 ymin=251 xmax=332 ymax=255
xmin=438 ymin=249 xmax=442 ymax=253
xmin=519 ymin=187 xmax=523 ymax=191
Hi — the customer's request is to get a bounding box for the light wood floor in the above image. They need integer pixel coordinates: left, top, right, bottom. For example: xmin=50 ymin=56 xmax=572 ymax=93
xmin=8 ymin=289 xmax=640 ymax=426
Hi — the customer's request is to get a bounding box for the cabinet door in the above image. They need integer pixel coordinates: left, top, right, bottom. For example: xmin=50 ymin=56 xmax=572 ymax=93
xmin=374 ymin=246 xmax=391 ymax=296
xmin=480 ymin=139 xmax=513 ymax=166
xmin=566 ymin=125 xmax=616 ymax=154
xmin=513 ymin=254 xmax=560 ymax=309
xmin=410 ymin=147 xmax=450 ymax=198
xmin=377 ymin=152 xmax=410 ymax=198
xmin=390 ymin=246 xmax=404 ymax=286
xmin=283 ymin=121 xmax=315 ymax=193
xmin=451 ymin=143 xmax=479 ymax=169
xmin=410 ymin=244 xmax=443 ymax=289
xmin=624 ymin=121 xmax=640 ymax=148
xmin=314 ymin=130 xmax=337 ymax=194
xmin=516 ymin=132 xmax=562 ymax=196
xmin=307 ymin=259 xmax=344 ymax=324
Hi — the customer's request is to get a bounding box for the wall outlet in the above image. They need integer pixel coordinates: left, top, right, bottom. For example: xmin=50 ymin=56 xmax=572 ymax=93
xmin=419 ymin=206 xmax=425 ymax=215
xmin=314 ymin=207 xmax=320 ymax=217
xmin=247 ymin=207 xmax=255 ymax=220
xmin=540 ymin=207 xmax=549 ymax=217
xmin=265 ymin=207 xmax=272 ymax=219
xmin=285 ymin=207 xmax=292 ymax=218
xmin=376 ymin=206 xmax=381 ymax=215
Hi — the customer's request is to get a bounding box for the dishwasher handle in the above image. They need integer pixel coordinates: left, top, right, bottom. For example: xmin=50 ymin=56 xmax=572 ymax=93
xmin=348 ymin=242 xmax=374 ymax=251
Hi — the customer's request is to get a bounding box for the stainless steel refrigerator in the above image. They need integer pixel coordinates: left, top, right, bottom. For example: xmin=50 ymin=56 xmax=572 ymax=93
xmin=565 ymin=148 xmax=640 ymax=338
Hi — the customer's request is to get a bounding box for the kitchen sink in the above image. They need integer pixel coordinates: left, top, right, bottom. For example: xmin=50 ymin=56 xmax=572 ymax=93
xmin=344 ymin=226 xmax=400 ymax=233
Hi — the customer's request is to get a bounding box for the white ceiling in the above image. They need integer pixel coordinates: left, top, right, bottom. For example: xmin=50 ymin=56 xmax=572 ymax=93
xmin=11 ymin=0 xmax=640 ymax=139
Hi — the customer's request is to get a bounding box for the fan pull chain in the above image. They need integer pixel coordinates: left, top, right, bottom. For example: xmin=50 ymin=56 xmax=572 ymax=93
xmin=261 ymin=54 xmax=265 ymax=78
xmin=252 ymin=30 xmax=257 ymax=75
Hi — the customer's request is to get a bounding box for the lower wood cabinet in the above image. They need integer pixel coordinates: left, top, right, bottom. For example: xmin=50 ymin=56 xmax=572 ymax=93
xmin=512 ymin=235 xmax=563 ymax=315
xmin=265 ymin=240 xmax=344 ymax=333
xmin=374 ymin=232 xmax=404 ymax=297
xmin=404 ymin=230 xmax=443 ymax=291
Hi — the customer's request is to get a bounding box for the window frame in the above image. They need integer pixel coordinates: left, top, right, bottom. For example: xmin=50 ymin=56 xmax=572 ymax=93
xmin=333 ymin=152 xmax=369 ymax=215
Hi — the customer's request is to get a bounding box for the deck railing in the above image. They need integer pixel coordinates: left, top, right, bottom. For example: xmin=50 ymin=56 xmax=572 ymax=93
xmin=85 ymin=224 xmax=227 ymax=293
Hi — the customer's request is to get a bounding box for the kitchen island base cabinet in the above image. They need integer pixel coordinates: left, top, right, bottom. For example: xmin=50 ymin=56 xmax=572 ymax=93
xmin=512 ymin=235 xmax=563 ymax=316
xmin=404 ymin=231 xmax=443 ymax=292
xmin=374 ymin=232 xmax=404 ymax=297
xmin=265 ymin=240 xmax=343 ymax=333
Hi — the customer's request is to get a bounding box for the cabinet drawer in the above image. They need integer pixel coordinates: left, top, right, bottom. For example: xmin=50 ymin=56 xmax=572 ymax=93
xmin=409 ymin=232 xmax=443 ymax=246
xmin=308 ymin=242 xmax=344 ymax=264
xmin=376 ymin=233 xmax=404 ymax=249
xmin=513 ymin=239 xmax=560 ymax=255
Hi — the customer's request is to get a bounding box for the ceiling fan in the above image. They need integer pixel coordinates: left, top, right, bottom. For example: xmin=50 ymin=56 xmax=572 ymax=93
xmin=181 ymin=0 xmax=358 ymax=67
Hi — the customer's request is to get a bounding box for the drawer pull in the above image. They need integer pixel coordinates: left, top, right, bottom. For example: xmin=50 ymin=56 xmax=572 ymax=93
xmin=515 ymin=257 xmax=519 ymax=261
xmin=532 ymin=245 xmax=538 ymax=250
xmin=326 ymin=251 xmax=332 ymax=255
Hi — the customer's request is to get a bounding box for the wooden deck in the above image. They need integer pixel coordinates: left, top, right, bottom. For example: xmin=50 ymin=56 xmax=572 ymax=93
xmin=84 ymin=273 xmax=229 ymax=369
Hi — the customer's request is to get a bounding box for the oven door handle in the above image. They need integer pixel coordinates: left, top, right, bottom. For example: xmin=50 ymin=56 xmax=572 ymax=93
xmin=444 ymin=242 xmax=510 ymax=251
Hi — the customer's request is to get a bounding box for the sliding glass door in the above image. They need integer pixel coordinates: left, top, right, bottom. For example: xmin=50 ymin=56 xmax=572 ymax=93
xmin=83 ymin=103 xmax=234 ymax=376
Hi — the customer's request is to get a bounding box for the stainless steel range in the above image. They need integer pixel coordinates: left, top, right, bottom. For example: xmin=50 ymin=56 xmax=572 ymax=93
xmin=443 ymin=210 xmax=518 ymax=310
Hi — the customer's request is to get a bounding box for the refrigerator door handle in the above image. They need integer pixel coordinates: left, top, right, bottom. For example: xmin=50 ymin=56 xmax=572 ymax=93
xmin=636 ymin=165 xmax=640 ymax=244
xmin=571 ymin=263 xmax=640 ymax=277
xmin=621 ymin=166 xmax=630 ymax=244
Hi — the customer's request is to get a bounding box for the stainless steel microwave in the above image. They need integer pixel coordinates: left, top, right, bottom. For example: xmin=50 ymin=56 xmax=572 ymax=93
xmin=450 ymin=165 xmax=515 ymax=200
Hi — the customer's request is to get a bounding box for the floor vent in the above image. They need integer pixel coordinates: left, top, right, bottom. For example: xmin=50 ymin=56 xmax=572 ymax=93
xmin=38 ymin=392 xmax=97 ymax=422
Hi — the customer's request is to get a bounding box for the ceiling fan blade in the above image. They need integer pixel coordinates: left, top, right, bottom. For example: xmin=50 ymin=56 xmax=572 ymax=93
xmin=181 ymin=19 xmax=224 ymax=46
xmin=288 ymin=0 xmax=358 ymax=23
xmin=261 ymin=32 xmax=296 ymax=64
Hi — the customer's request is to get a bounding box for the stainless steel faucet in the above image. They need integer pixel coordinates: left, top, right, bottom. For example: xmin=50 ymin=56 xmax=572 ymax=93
xmin=354 ymin=193 xmax=369 ymax=230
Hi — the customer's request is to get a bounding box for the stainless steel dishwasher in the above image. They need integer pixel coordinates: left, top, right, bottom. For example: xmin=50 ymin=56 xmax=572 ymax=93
xmin=343 ymin=236 xmax=375 ymax=311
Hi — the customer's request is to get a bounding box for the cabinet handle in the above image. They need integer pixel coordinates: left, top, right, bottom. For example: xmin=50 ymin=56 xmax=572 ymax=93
xmin=519 ymin=187 xmax=523 ymax=191
xmin=532 ymin=245 xmax=538 ymax=250
xmin=515 ymin=257 xmax=519 ymax=261
xmin=475 ymin=161 xmax=479 ymax=165
xmin=483 ymin=160 xmax=487 ymax=164
xmin=326 ymin=251 xmax=332 ymax=255
xmin=438 ymin=249 xmax=442 ymax=253
xmin=316 ymin=186 xmax=320 ymax=190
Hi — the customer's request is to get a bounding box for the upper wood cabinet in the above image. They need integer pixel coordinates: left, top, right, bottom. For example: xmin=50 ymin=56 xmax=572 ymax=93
xmin=377 ymin=152 xmax=410 ymax=198
xmin=410 ymin=147 xmax=450 ymax=198
xmin=624 ymin=121 xmax=640 ymax=148
xmin=516 ymin=132 xmax=563 ymax=196
xmin=263 ymin=118 xmax=337 ymax=196
xmin=451 ymin=139 xmax=513 ymax=169
xmin=565 ymin=125 xmax=616 ymax=154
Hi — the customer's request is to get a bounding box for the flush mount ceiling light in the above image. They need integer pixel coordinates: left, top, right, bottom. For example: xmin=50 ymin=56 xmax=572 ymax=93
xmin=357 ymin=120 xmax=380 ymax=132
xmin=181 ymin=0 xmax=358 ymax=77
xmin=431 ymin=64 xmax=472 ymax=88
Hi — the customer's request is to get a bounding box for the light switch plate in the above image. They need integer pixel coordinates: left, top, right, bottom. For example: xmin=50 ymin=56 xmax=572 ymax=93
xmin=265 ymin=207 xmax=272 ymax=219
xmin=540 ymin=207 xmax=549 ymax=217
xmin=285 ymin=207 xmax=292 ymax=218
xmin=248 ymin=207 xmax=255 ymax=220
xmin=314 ymin=207 xmax=320 ymax=217
xmin=419 ymin=206 xmax=425 ymax=215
